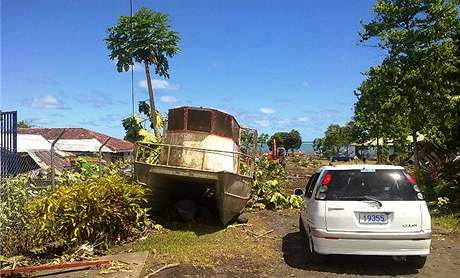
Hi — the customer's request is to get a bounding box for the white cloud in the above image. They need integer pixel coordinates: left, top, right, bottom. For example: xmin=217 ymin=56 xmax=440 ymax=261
xmin=160 ymin=95 xmax=178 ymax=103
xmin=255 ymin=119 xmax=270 ymax=127
xmin=259 ymin=107 xmax=275 ymax=114
xmin=28 ymin=118 xmax=54 ymax=126
xmin=298 ymin=117 xmax=309 ymax=122
xmin=21 ymin=95 xmax=63 ymax=109
xmin=277 ymin=119 xmax=291 ymax=125
xmin=138 ymin=79 xmax=179 ymax=90
xmin=301 ymin=81 xmax=309 ymax=87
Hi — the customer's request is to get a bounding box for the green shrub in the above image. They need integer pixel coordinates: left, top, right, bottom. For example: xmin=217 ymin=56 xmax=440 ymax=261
xmin=27 ymin=174 xmax=151 ymax=248
xmin=252 ymin=156 xmax=302 ymax=209
xmin=0 ymin=177 xmax=38 ymax=256
xmin=429 ymin=196 xmax=452 ymax=215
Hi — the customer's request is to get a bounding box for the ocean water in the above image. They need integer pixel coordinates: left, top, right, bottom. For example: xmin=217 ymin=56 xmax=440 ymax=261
xmin=300 ymin=141 xmax=315 ymax=154
xmin=258 ymin=141 xmax=315 ymax=154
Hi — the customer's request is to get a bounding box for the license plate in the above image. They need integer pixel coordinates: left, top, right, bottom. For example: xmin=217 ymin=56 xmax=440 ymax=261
xmin=359 ymin=213 xmax=388 ymax=224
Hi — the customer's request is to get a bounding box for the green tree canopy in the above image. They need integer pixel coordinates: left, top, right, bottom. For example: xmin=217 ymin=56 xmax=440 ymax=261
xmin=17 ymin=120 xmax=31 ymax=128
xmin=105 ymin=7 xmax=181 ymax=137
xmin=267 ymin=130 xmax=302 ymax=153
xmin=313 ymin=123 xmax=355 ymax=156
xmin=285 ymin=129 xmax=302 ymax=153
xmin=257 ymin=133 xmax=269 ymax=150
xmin=358 ymin=0 xmax=460 ymax=163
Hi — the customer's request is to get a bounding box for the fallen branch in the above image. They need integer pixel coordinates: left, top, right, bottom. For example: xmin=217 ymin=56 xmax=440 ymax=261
xmin=225 ymin=223 xmax=251 ymax=231
xmin=255 ymin=229 xmax=274 ymax=238
xmin=0 ymin=259 xmax=110 ymax=275
xmin=145 ymin=263 xmax=180 ymax=277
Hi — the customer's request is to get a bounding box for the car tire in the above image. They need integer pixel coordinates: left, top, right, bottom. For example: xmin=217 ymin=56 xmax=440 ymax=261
xmin=407 ymin=256 xmax=427 ymax=269
xmin=299 ymin=216 xmax=306 ymax=235
xmin=305 ymin=228 xmax=326 ymax=264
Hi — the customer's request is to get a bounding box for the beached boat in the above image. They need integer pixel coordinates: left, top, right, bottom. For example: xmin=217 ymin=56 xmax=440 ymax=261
xmin=134 ymin=106 xmax=256 ymax=224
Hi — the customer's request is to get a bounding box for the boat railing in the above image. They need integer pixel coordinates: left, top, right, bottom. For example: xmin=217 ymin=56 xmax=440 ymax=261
xmin=134 ymin=142 xmax=255 ymax=178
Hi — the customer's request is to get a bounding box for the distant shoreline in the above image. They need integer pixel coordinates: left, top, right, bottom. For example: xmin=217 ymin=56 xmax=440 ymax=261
xmin=258 ymin=141 xmax=315 ymax=154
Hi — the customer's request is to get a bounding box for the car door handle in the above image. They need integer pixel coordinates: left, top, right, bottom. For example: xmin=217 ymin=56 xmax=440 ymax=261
xmin=328 ymin=207 xmax=345 ymax=211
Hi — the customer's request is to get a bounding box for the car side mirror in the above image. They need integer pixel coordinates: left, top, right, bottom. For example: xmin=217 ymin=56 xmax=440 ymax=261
xmin=294 ymin=188 xmax=304 ymax=196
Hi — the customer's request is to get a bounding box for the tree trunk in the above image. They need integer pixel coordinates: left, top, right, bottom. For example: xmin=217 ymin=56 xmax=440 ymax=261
xmin=412 ymin=129 xmax=418 ymax=169
xmin=144 ymin=62 xmax=160 ymax=137
xmin=376 ymin=134 xmax=380 ymax=163
xmin=409 ymin=99 xmax=419 ymax=174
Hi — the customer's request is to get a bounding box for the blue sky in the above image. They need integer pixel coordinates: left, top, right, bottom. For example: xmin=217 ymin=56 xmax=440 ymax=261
xmin=1 ymin=0 xmax=384 ymax=141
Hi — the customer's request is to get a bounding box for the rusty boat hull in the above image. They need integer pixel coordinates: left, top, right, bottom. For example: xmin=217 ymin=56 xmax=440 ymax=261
xmin=134 ymin=162 xmax=252 ymax=224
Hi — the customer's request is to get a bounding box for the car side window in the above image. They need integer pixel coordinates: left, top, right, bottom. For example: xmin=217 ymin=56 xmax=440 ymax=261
xmin=306 ymin=173 xmax=319 ymax=198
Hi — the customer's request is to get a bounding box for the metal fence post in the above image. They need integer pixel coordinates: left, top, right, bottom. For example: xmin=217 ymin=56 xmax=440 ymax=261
xmin=51 ymin=129 xmax=66 ymax=189
xmin=99 ymin=137 xmax=111 ymax=176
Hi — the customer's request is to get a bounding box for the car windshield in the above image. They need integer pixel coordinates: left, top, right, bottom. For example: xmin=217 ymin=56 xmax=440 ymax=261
xmin=319 ymin=169 xmax=419 ymax=201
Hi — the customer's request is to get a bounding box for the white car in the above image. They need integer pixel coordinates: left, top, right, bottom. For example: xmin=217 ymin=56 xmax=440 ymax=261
xmin=295 ymin=164 xmax=431 ymax=268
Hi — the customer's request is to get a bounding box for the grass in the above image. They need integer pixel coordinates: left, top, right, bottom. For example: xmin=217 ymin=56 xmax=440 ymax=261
xmin=110 ymin=220 xmax=277 ymax=267
xmin=432 ymin=214 xmax=460 ymax=234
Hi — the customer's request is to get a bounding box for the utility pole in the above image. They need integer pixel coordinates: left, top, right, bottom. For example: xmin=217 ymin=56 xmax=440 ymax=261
xmin=130 ymin=0 xmax=135 ymax=117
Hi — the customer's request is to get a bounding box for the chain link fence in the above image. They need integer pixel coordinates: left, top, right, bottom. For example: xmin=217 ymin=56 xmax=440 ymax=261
xmin=2 ymin=125 xmax=130 ymax=188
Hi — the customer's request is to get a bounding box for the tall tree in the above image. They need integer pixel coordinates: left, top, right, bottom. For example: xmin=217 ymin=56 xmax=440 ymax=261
xmin=106 ymin=7 xmax=181 ymax=137
xmin=359 ymin=0 xmax=459 ymax=165
xmin=267 ymin=132 xmax=289 ymax=151
xmin=285 ymin=129 xmax=302 ymax=153
xmin=257 ymin=133 xmax=269 ymax=150
xmin=17 ymin=120 xmax=31 ymax=128
xmin=354 ymin=64 xmax=410 ymax=162
xmin=314 ymin=124 xmax=352 ymax=157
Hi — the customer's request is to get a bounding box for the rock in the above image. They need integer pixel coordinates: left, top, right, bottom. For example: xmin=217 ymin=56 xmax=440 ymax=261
xmin=174 ymin=200 xmax=197 ymax=221
xmin=236 ymin=213 xmax=249 ymax=223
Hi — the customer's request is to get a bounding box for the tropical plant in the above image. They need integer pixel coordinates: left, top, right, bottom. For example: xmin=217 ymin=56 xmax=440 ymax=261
xmin=106 ymin=7 xmax=181 ymax=137
xmin=122 ymin=101 xmax=164 ymax=143
xmin=252 ymin=156 xmax=302 ymax=209
xmin=0 ymin=177 xmax=38 ymax=256
xmin=27 ymin=174 xmax=151 ymax=248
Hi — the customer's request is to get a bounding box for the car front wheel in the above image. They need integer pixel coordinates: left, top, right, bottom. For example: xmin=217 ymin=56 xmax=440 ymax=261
xmin=407 ymin=256 xmax=427 ymax=269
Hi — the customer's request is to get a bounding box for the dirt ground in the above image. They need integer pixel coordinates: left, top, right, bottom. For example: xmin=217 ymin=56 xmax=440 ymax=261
xmin=137 ymin=209 xmax=460 ymax=278
xmin=128 ymin=158 xmax=460 ymax=278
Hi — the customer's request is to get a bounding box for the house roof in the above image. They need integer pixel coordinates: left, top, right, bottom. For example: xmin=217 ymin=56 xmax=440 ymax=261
xmin=18 ymin=128 xmax=133 ymax=152
xmin=27 ymin=150 xmax=72 ymax=170
xmin=17 ymin=134 xmax=52 ymax=152
xmin=54 ymin=139 xmax=113 ymax=153
xmin=352 ymin=134 xmax=426 ymax=147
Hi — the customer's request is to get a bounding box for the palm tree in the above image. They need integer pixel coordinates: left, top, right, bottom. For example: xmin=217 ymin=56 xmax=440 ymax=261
xmin=105 ymin=7 xmax=181 ymax=137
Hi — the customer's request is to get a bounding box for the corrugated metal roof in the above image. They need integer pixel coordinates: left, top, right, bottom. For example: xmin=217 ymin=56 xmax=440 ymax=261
xmin=17 ymin=134 xmax=52 ymax=152
xmin=28 ymin=150 xmax=72 ymax=170
xmin=18 ymin=128 xmax=133 ymax=152
xmin=53 ymin=139 xmax=113 ymax=153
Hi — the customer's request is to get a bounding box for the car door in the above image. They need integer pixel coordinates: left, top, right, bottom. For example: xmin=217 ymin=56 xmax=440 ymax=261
xmin=301 ymin=172 xmax=320 ymax=227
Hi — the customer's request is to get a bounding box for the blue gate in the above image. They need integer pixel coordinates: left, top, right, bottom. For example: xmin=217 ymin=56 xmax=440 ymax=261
xmin=0 ymin=111 xmax=18 ymax=178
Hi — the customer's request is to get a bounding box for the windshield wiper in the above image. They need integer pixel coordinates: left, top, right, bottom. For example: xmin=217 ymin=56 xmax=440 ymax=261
xmin=337 ymin=196 xmax=383 ymax=207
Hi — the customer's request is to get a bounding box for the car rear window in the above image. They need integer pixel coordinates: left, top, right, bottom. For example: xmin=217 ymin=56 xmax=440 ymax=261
xmin=318 ymin=169 xmax=420 ymax=201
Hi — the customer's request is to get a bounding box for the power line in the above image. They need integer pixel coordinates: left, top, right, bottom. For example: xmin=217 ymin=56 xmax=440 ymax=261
xmin=130 ymin=0 xmax=135 ymax=117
